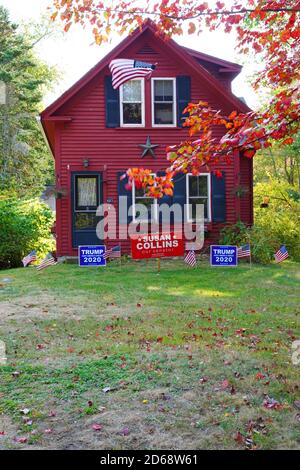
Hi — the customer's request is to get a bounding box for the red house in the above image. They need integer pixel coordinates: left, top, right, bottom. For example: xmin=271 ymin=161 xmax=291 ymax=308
xmin=41 ymin=21 xmax=253 ymax=258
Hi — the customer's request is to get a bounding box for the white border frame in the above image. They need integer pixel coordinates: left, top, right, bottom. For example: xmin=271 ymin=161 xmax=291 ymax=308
xmin=210 ymin=245 xmax=238 ymax=267
xmin=120 ymin=78 xmax=145 ymax=127
xmin=186 ymin=173 xmax=211 ymax=222
xmin=132 ymin=174 xmax=158 ymax=223
xmin=151 ymin=77 xmax=177 ymax=127
xmin=78 ymin=245 xmax=107 ymax=267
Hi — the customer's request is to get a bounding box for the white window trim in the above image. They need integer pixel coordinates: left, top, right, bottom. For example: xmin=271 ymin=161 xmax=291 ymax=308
xmin=120 ymin=78 xmax=145 ymax=127
xmin=186 ymin=173 xmax=211 ymax=223
xmin=151 ymin=77 xmax=177 ymax=128
xmin=132 ymin=174 xmax=158 ymax=223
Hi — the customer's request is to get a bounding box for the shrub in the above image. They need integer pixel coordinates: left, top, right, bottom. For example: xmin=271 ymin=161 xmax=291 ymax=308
xmin=254 ymin=181 xmax=300 ymax=261
xmin=219 ymin=180 xmax=300 ymax=264
xmin=0 ymin=198 xmax=55 ymax=269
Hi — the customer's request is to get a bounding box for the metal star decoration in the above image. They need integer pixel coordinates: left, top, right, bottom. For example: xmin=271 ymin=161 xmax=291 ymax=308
xmin=139 ymin=136 xmax=159 ymax=158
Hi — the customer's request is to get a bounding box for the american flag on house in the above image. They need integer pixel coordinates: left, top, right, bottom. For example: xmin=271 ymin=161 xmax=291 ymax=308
xmin=104 ymin=245 xmax=121 ymax=260
xmin=274 ymin=245 xmax=289 ymax=263
xmin=237 ymin=244 xmax=251 ymax=258
xmin=22 ymin=250 xmax=36 ymax=267
xmin=184 ymin=250 xmax=197 ymax=267
xmin=36 ymin=253 xmax=57 ymax=271
xmin=109 ymin=59 xmax=156 ymax=89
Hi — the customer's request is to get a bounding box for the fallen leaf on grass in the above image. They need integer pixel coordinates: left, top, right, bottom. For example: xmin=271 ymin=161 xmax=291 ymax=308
xmin=20 ymin=408 xmax=30 ymax=415
xmin=119 ymin=427 xmax=129 ymax=436
xmin=199 ymin=377 xmax=208 ymax=384
xmin=44 ymin=429 xmax=53 ymax=434
xmin=92 ymin=424 xmax=102 ymax=431
xmin=14 ymin=437 xmax=27 ymax=443
xmin=221 ymin=379 xmax=229 ymax=390
xmin=12 ymin=371 xmax=21 ymax=378
xmin=234 ymin=431 xmax=244 ymax=444
xmin=263 ymin=397 xmax=283 ymax=410
xmin=255 ymin=372 xmax=266 ymax=381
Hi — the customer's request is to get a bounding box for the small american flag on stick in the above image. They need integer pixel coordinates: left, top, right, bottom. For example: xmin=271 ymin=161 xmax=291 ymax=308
xmin=274 ymin=245 xmax=289 ymax=263
xmin=109 ymin=59 xmax=156 ymax=89
xmin=104 ymin=245 xmax=121 ymax=260
xmin=22 ymin=250 xmax=36 ymax=267
xmin=184 ymin=250 xmax=197 ymax=267
xmin=237 ymin=244 xmax=251 ymax=258
xmin=36 ymin=253 xmax=57 ymax=271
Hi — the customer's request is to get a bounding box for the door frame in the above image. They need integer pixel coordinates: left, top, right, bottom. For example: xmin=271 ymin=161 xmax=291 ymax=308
xmin=71 ymin=171 xmax=103 ymax=248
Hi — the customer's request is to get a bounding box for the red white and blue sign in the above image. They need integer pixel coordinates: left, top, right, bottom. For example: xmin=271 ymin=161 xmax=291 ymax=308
xmin=131 ymin=232 xmax=184 ymax=259
xmin=78 ymin=245 xmax=106 ymax=267
xmin=210 ymin=245 xmax=238 ymax=267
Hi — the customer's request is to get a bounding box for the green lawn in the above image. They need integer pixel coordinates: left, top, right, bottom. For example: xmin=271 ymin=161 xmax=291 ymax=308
xmin=0 ymin=259 xmax=299 ymax=449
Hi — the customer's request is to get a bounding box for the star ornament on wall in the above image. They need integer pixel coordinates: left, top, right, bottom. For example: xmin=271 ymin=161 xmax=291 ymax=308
xmin=139 ymin=136 xmax=159 ymax=158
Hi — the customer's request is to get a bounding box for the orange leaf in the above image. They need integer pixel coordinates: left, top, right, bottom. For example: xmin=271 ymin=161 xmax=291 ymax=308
xmin=64 ymin=22 xmax=72 ymax=33
xmin=188 ymin=22 xmax=196 ymax=34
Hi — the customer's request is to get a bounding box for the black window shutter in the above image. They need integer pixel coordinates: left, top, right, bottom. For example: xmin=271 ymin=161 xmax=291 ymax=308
xmin=212 ymin=172 xmax=226 ymax=222
xmin=176 ymin=76 xmax=191 ymax=128
xmin=105 ymin=76 xmax=120 ymax=128
xmin=117 ymin=171 xmax=132 ymax=224
xmin=172 ymin=173 xmax=186 ymax=222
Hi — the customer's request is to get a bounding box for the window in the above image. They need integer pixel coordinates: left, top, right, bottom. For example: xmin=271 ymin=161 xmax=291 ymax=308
xmin=186 ymin=174 xmax=211 ymax=222
xmin=74 ymin=174 xmax=100 ymax=230
xmin=120 ymin=79 xmax=145 ymax=126
xmin=152 ymin=78 xmax=176 ymax=126
xmin=132 ymin=175 xmax=158 ymax=222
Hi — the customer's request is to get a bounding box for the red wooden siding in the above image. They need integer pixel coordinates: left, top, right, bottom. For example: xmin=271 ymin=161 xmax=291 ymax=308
xmin=42 ymin=25 xmax=253 ymax=257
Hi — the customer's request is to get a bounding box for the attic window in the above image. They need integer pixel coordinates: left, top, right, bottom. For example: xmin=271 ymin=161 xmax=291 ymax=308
xmin=152 ymin=78 xmax=176 ymax=127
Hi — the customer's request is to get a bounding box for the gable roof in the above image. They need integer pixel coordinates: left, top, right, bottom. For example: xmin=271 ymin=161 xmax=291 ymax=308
xmin=41 ymin=20 xmax=250 ymax=122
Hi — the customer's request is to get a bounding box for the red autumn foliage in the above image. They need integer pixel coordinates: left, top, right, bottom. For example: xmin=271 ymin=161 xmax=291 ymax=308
xmin=51 ymin=1 xmax=300 ymax=196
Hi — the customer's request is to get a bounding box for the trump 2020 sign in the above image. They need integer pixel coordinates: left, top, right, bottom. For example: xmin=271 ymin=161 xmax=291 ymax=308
xmin=131 ymin=232 xmax=184 ymax=259
xmin=78 ymin=245 xmax=106 ymax=267
xmin=210 ymin=245 xmax=238 ymax=267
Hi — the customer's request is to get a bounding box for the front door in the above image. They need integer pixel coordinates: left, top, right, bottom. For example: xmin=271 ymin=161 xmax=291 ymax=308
xmin=71 ymin=172 xmax=103 ymax=248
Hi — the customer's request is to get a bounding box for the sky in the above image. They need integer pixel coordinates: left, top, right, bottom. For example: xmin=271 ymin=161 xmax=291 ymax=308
xmin=0 ymin=0 xmax=261 ymax=109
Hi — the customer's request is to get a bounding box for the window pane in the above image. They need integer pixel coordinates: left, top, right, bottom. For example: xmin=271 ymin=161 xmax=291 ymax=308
xmin=123 ymin=103 xmax=142 ymax=124
xmin=189 ymin=197 xmax=208 ymax=220
xmin=198 ymin=176 xmax=208 ymax=196
xmin=123 ymin=80 xmax=141 ymax=102
xmin=154 ymin=80 xmax=173 ymax=101
xmin=76 ymin=177 xmax=97 ymax=208
xmin=74 ymin=213 xmax=99 ymax=230
xmin=154 ymin=103 xmax=173 ymax=125
xmin=189 ymin=175 xmax=208 ymax=197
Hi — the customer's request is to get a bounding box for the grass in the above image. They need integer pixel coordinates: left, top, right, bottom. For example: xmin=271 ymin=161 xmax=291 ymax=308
xmin=0 ymin=258 xmax=299 ymax=449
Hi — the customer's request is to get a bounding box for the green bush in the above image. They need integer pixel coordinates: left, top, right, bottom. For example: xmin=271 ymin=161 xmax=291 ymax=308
xmin=219 ymin=180 xmax=300 ymax=264
xmin=254 ymin=181 xmax=300 ymax=261
xmin=0 ymin=198 xmax=55 ymax=269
